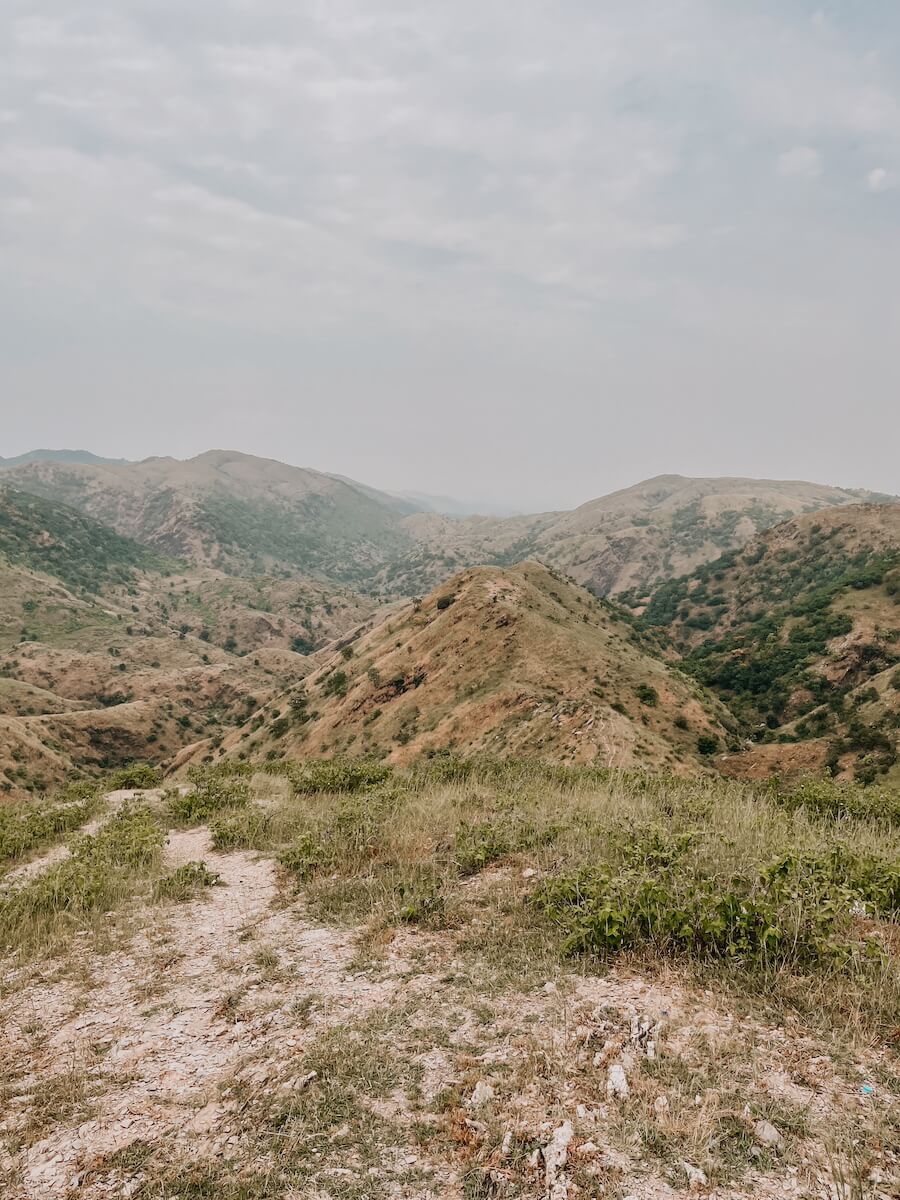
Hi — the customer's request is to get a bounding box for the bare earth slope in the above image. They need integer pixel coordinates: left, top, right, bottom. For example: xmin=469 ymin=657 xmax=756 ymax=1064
xmin=202 ymin=562 xmax=734 ymax=773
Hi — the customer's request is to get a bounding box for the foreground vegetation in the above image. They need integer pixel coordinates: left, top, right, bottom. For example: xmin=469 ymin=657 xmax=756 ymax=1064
xmin=162 ymin=757 xmax=900 ymax=1041
xmin=2 ymin=756 xmax=899 ymax=1198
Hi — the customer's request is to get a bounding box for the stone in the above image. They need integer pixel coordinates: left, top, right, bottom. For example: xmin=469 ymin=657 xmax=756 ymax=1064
xmin=606 ymin=1063 xmax=629 ymax=1101
xmin=683 ymin=1162 xmax=708 ymax=1191
xmin=543 ymin=1120 xmax=574 ymax=1199
xmin=753 ymin=1119 xmax=783 ymax=1148
xmin=468 ymin=1080 xmax=495 ymax=1107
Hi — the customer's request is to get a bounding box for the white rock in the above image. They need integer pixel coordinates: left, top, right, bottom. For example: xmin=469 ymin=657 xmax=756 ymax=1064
xmin=654 ymin=1095 xmax=669 ymax=1114
xmin=522 ymin=867 xmax=537 ymax=879
xmin=683 ymin=1161 xmax=707 ymax=1191
xmin=606 ymin=1063 xmax=629 ymax=1101
xmin=543 ymin=981 xmax=558 ymax=994
xmin=468 ymin=1080 xmax=495 ymax=1107
xmin=754 ymin=1119 xmax=783 ymax=1148
xmin=544 ymin=1120 xmax=574 ymax=1199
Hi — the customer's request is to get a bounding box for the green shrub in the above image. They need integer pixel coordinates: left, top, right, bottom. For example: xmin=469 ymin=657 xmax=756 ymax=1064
xmin=0 ymin=784 xmax=100 ymax=868
xmin=0 ymin=806 xmax=164 ymax=953
xmin=697 ymin=734 xmax=720 ymax=756
xmin=209 ymin=806 xmax=273 ymax=851
xmin=168 ymin=771 xmax=250 ymax=824
xmin=152 ymin=861 xmax=222 ymax=902
xmin=107 ymin=763 xmax=163 ymax=790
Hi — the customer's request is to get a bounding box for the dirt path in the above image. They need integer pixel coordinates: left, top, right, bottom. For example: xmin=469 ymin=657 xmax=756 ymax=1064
xmin=1 ymin=827 xmax=422 ymax=1198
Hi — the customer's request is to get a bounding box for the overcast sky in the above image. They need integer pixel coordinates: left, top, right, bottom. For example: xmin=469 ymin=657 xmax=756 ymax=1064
xmin=2 ymin=1 xmax=899 ymax=509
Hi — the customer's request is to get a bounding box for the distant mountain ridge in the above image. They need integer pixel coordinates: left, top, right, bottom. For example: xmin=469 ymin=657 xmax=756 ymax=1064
xmin=3 ymin=450 xmax=894 ymax=599
xmin=0 ymin=449 xmax=131 ymax=469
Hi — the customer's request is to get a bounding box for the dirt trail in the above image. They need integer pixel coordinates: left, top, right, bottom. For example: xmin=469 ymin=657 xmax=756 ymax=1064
xmin=1 ymin=805 xmax=897 ymax=1199
xmin=1 ymin=827 xmax=421 ymax=1199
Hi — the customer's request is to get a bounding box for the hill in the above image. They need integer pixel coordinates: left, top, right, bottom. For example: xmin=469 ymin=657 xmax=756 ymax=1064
xmin=199 ymin=562 xmax=735 ymax=773
xmin=634 ymin=504 xmax=900 ymax=784
xmin=0 ymin=488 xmax=365 ymax=799
xmin=0 ymin=486 xmax=162 ymax=593
xmin=0 ymin=449 xmax=131 ymax=469
xmin=2 ymin=450 xmax=411 ymax=585
xmin=390 ymin=474 xmax=888 ymax=599
xmin=5 ymin=452 xmax=887 ymax=600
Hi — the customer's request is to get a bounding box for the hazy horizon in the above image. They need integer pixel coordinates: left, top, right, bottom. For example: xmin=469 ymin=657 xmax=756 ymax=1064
xmin=3 ymin=2 xmax=900 ymax=508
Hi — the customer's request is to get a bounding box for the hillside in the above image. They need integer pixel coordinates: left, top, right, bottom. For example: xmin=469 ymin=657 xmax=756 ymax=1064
xmin=5 ymin=452 xmax=887 ymax=600
xmin=199 ymin=562 xmax=735 ymax=773
xmin=3 ymin=450 xmax=412 ymax=585
xmin=0 ymin=488 xmax=364 ymax=799
xmin=0 ymin=486 xmax=162 ymax=593
xmin=635 ymin=504 xmax=900 ymax=784
xmin=390 ymin=474 xmax=887 ymax=599
xmin=0 ymin=449 xmax=131 ymax=469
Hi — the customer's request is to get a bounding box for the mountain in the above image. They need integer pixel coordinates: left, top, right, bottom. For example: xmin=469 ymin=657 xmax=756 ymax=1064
xmin=5 ymin=452 xmax=886 ymax=600
xmin=0 ymin=448 xmax=131 ymax=469
xmin=388 ymin=474 xmax=890 ymax=599
xmin=635 ymin=504 xmax=900 ymax=784
xmin=3 ymin=449 xmax=410 ymax=585
xmin=0 ymin=485 xmax=162 ymax=593
xmin=198 ymin=562 xmax=735 ymax=773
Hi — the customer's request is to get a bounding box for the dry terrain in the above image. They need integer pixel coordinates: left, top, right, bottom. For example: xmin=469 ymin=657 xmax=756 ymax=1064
xmin=195 ymin=563 xmax=735 ymax=775
xmin=1 ymin=762 xmax=898 ymax=1199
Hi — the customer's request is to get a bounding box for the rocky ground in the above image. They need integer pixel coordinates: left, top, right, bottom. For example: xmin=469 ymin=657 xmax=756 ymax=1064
xmin=1 ymin=788 xmax=898 ymax=1200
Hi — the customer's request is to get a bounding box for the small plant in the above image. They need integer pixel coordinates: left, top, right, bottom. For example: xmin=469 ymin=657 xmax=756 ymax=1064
xmin=152 ymin=860 xmax=222 ymax=902
xmin=697 ymin=733 xmax=720 ymax=756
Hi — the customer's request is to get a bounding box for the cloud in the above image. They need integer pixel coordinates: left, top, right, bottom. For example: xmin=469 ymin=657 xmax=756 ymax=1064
xmin=866 ymin=166 xmax=891 ymax=192
xmin=776 ymin=145 xmax=824 ymax=180
xmin=1 ymin=1 xmax=899 ymax=501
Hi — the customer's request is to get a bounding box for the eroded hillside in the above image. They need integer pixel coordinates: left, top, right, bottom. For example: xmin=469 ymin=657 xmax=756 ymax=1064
xmin=199 ymin=563 xmax=735 ymax=773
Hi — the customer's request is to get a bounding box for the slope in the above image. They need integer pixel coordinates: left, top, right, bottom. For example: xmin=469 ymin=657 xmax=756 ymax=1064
xmin=202 ymin=562 xmax=735 ymax=772
xmin=0 ymin=489 xmax=363 ymax=799
xmin=635 ymin=504 xmax=900 ymax=784
xmin=0 ymin=485 xmax=162 ymax=593
xmin=7 ymin=453 xmax=888 ymax=600
xmin=391 ymin=474 xmax=889 ymax=599
xmin=3 ymin=450 xmax=412 ymax=585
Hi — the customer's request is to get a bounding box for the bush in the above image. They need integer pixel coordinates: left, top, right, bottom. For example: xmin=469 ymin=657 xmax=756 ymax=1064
xmin=697 ymin=734 xmax=720 ymax=756
xmin=436 ymin=595 xmax=455 ymax=611
xmin=152 ymin=861 xmax=222 ymax=902
xmin=168 ymin=771 xmax=250 ymax=824
xmin=0 ymin=806 xmax=164 ymax=953
xmin=107 ymin=763 xmax=163 ymax=790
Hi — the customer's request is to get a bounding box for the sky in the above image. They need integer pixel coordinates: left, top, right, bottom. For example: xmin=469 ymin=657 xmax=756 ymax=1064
xmin=2 ymin=1 xmax=899 ymax=511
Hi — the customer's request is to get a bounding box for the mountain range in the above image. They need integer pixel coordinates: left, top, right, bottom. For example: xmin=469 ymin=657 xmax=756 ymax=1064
xmin=0 ymin=447 xmax=896 ymax=798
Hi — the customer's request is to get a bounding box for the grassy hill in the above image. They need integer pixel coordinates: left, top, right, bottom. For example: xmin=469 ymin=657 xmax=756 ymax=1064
xmin=389 ymin=474 xmax=889 ymax=599
xmin=198 ymin=562 xmax=735 ymax=773
xmin=0 ymin=487 xmax=361 ymax=798
xmin=0 ymin=485 xmax=162 ymax=594
xmin=633 ymin=504 xmax=900 ymax=784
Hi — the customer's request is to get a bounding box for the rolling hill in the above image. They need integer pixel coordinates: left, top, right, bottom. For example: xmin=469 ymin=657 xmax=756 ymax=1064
xmin=2 ymin=450 xmax=412 ymax=584
xmin=634 ymin=504 xmax=900 ymax=784
xmin=196 ymin=562 xmax=736 ymax=773
xmin=0 ymin=489 xmax=363 ymax=799
xmin=5 ymin=452 xmax=887 ymax=600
